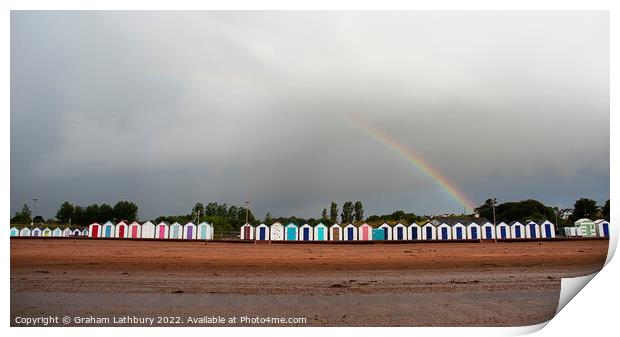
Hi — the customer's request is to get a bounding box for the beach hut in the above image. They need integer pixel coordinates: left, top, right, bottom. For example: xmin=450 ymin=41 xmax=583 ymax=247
xmin=330 ymin=224 xmax=343 ymax=241
xmin=19 ymin=227 xmax=31 ymax=237
xmin=379 ymin=223 xmax=393 ymax=240
xmin=299 ymin=224 xmax=313 ymax=241
xmin=102 ymin=221 xmax=115 ymax=238
xmin=10 ymin=226 xmax=19 ymax=237
xmin=538 ymin=220 xmax=556 ymax=239
xmin=115 ymin=221 xmax=129 ymax=238
xmin=510 ymin=221 xmax=526 ymax=239
xmin=255 ymin=223 xmax=270 ymax=240
xmin=62 ymin=227 xmax=72 ymax=237
xmin=183 ymin=222 xmax=197 ymax=240
xmin=285 ymin=223 xmax=299 ymax=241
xmin=141 ymin=221 xmax=155 ymax=239
xmin=169 ymin=222 xmax=183 ymax=239
xmin=392 ymin=223 xmax=407 ymax=240
xmin=31 ymin=227 xmax=42 ymax=237
xmin=574 ymin=218 xmax=596 ymax=237
xmin=480 ymin=221 xmax=495 ymax=240
xmin=270 ymin=222 xmax=284 ymax=241
xmin=52 ymin=227 xmax=63 ymax=237
xmin=496 ymin=222 xmax=510 ymax=239
xmin=524 ymin=220 xmax=541 ymax=239
xmin=437 ymin=223 xmax=452 ymax=240
xmin=81 ymin=228 xmax=89 ymax=236
xmin=128 ymin=221 xmax=141 ymax=239
xmin=72 ymin=228 xmax=81 ymax=236
xmin=240 ymin=223 xmax=254 ymax=240
xmin=451 ymin=222 xmax=467 ymax=240
xmin=314 ymin=223 xmax=328 ymax=241
xmin=42 ymin=227 xmax=52 ymax=237
xmin=155 ymin=222 xmax=169 ymax=239
xmin=89 ymin=222 xmax=102 ymax=238
xmin=197 ymin=222 xmax=214 ymax=240
xmin=421 ymin=222 xmax=436 ymax=240
xmin=358 ymin=223 xmax=373 ymax=241
xmin=408 ymin=223 xmax=422 ymax=240
xmin=344 ymin=224 xmax=358 ymax=241
xmin=466 ymin=222 xmax=481 ymax=240
xmin=594 ymin=219 xmax=609 ymax=238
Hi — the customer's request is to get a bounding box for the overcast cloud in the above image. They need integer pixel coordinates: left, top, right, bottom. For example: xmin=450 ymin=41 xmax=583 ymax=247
xmin=11 ymin=11 xmax=609 ymax=220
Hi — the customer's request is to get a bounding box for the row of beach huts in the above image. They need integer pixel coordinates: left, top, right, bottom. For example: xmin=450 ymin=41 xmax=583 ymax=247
xmin=10 ymin=218 xmax=610 ymax=241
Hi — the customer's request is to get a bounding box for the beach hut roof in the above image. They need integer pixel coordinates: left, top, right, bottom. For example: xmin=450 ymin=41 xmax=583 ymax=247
xmin=315 ymin=222 xmax=327 ymax=227
xmin=509 ymin=221 xmax=524 ymax=226
xmin=286 ymin=222 xmax=298 ymax=227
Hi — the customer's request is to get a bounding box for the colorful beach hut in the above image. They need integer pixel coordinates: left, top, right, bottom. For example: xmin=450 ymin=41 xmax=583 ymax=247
xmin=358 ymin=223 xmax=373 ymax=241
xmin=299 ymin=224 xmax=313 ymax=241
xmin=537 ymin=220 xmax=555 ymax=238
xmin=270 ymin=222 xmax=284 ymax=241
xmin=408 ymin=223 xmax=422 ymax=240
xmin=31 ymin=227 xmax=42 ymax=237
xmin=169 ymin=222 xmax=183 ymax=239
xmin=255 ymin=223 xmax=270 ymax=240
xmin=240 ymin=223 xmax=254 ymax=240
xmin=436 ymin=223 xmax=452 ymax=240
xmin=197 ymin=222 xmax=213 ymax=240
xmin=102 ymin=221 xmax=115 ymax=238
xmin=496 ymin=222 xmax=510 ymax=239
xmin=510 ymin=221 xmax=526 ymax=239
xmin=285 ymin=223 xmax=298 ymax=241
xmin=115 ymin=221 xmax=129 ymax=238
xmin=421 ymin=222 xmax=436 ymax=240
xmin=89 ymin=222 xmax=102 ymax=238
xmin=379 ymin=223 xmax=393 ymax=240
xmin=466 ymin=222 xmax=481 ymax=240
xmin=330 ymin=224 xmax=343 ymax=241
xmin=314 ymin=223 xmax=328 ymax=241
xmin=480 ymin=221 xmax=495 ymax=239
xmin=128 ymin=221 xmax=141 ymax=239
xmin=595 ymin=219 xmax=609 ymax=238
xmin=451 ymin=222 xmax=467 ymax=240
xmin=42 ymin=227 xmax=52 ymax=237
xmin=62 ymin=227 xmax=71 ymax=237
xmin=72 ymin=228 xmax=81 ymax=236
xmin=183 ymin=222 xmax=197 ymax=240
xmin=392 ymin=223 xmax=407 ymax=240
xmin=81 ymin=228 xmax=89 ymax=236
xmin=524 ymin=220 xmax=541 ymax=239
xmin=155 ymin=222 xmax=169 ymax=239
xmin=574 ymin=218 xmax=596 ymax=237
xmin=141 ymin=221 xmax=155 ymax=239
xmin=10 ymin=226 xmax=19 ymax=236
xmin=344 ymin=224 xmax=357 ymax=241
xmin=52 ymin=227 xmax=63 ymax=237
xmin=20 ymin=227 xmax=31 ymax=237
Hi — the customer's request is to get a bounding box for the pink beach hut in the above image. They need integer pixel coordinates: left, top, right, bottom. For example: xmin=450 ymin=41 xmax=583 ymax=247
xmin=358 ymin=223 xmax=373 ymax=241
xmin=128 ymin=221 xmax=141 ymax=239
xmin=156 ymin=222 xmax=169 ymax=239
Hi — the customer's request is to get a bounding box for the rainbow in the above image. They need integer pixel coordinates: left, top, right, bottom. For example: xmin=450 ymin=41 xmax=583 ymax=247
xmin=349 ymin=115 xmax=476 ymax=213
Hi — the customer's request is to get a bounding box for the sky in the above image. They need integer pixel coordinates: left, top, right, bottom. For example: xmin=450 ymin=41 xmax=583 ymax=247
xmin=11 ymin=11 xmax=609 ymax=221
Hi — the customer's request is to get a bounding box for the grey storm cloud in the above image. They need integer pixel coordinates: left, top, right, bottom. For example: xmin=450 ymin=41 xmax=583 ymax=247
xmin=11 ymin=11 xmax=609 ymax=220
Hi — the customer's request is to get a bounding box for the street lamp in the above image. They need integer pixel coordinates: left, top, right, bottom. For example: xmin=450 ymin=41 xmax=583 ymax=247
xmin=491 ymin=198 xmax=497 ymax=243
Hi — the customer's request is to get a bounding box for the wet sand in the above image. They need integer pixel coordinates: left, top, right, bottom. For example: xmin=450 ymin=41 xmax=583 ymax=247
xmin=10 ymin=239 xmax=608 ymax=326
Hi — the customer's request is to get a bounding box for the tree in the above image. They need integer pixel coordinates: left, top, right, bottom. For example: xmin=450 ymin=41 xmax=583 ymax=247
xmin=330 ymin=202 xmax=338 ymax=224
xmin=73 ymin=206 xmax=85 ymax=225
xmin=473 ymin=199 xmax=554 ymax=223
xmin=321 ymin=208 xmax=328 ymax=221
xmin=56 ymin=201 xmax=74 ymax=224
xmin=192 ymin=203 xmax=205 ymax=217
xmin=33 ymin=215 xmax=44 ymax=224
xmin=341 ymin=201 xmax=354 ymax=224
xmin=474 ymin=199 xmax=495 ymax=220
xmin=264 ymin=212 xmax=273 ymax=224
xmin=572 ymin=198 xmax=598 ymax=220
xmin=99 ymin=203 xmax=114 ymax=222
xmin=84 ymin=204 xmax=101 ymax=224
xmin=113 ymin=201 xmax=138 ymax=222
xmin=602 ymin=199 xmax=610 ymax=220
xmin=11 ymin=204 xmax=32 ymax=224
xmin=354 ymin=201 xmax=364 ymax=222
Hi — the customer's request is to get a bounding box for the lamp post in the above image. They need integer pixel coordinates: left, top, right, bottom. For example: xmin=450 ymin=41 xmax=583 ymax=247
xmin=31 ymin=197 xmax=38 ymax=227
xmin=491 ymin=198 xmax=497 ymax=243
xmin=245 ymin=201 xmax=250 ymax=224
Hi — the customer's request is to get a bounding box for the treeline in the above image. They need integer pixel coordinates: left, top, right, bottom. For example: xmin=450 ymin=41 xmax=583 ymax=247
xmin=154 ymin=202 xmax=256 ymax=233
xmin=10 ymin=201 xmax=138 ymax=226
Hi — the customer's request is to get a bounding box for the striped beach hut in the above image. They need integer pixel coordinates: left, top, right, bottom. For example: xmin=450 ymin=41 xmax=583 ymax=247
xmin=496 ymin=222 xmax=510 ymax=239
xmin=379 ymin=223 xmax=393 ymax=240
xmin=197 ymin=222 xmax=213 ymax=240
xmin=524 ymin=220 xmax=541 ymax=239
xmin=480 ymin=221 xmax=495 ymax=239
xmin=128 ymin=221 xmax=141 ymax=239
xmin=299 ymin=224 xmax=313 ymax=241
xmin=10 ymin=226 xmax=19 ymax=236
xmin=72 ymin=228 xmax=81 ymax=236
xmin=330 ymin=224 xmax=343 ymax=241
xmin=270 ymin=222 xmax=284 ymax=241
xmin=155 ymin=222 xmax=169 ymax=239
xmin=574 ymin=218 xmax=596 ymax=237
xmin=595 ymin=219 xmax=609 ymax=238
xmin=89 ymin=222 xmax=102 ymax=238
xmin=314 ymin=223 xmax=328 ymax=241
xmin=392 ymin=223 xmax=407 ymax=240
xmin=358 ymin=223 xmax=373 ymax=241
xmin=52 ymin=227 xmax=63 ymax=237
xmin=255 ymin=223 xmax=270 ymax=240
xmin=510 ymin=221 xmax=526 ymax=239
xmin=102 ymin=221 xmax=115 ymax=238
xmin=31 ymin=227 xmax=42 ymax=237
xmin=240 ymin=223 xmax=254 ymax=240
xmin=141 ymin=221 xmax=155 ymax=239
xmin=19 ymin=227 xmax=31 ymax=237
xmin=538 ymin=220 xmax=556 ymax=238
xmin=344 ymin=224 xmax=357 ymax=241
xmin=466 ymin=221 xmax=481 ymax=240
xmin=183 ymin=222 xmax=197 ymax=240
xmin=421 ymin=222 xmax=436 ymax=240
xmin=451 ymin=221 xmax=466 ymax=240
xmin=408 ymin=223 xmax=422 ymax=240
xmin=285 ymin=223 xmax=298 ymax=241
xmin=62 ymin=227 xmax=72 ymax=237
xmin=169 ymin=222 xmax=183 ymax=239
xmin=115 ymin=221 xmax=129 ymax=238
xmin=42 ymin=227 xmax=52 ymax=237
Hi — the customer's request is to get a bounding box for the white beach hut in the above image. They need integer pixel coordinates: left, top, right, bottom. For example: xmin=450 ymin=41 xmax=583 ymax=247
xmin=102 ymin=221 xmax=115 ymax=238
xmin=510 ymin=221 xmax=526 ymax=239
xmin=539 ymin=220 xmax=556 ymax=239
xmin=10 ymin=226 xmax=19 ymax=236
xmin=480 ymin=221 xmax=495 ymax=240
xmin=31 ymin=227 xmax=42 ymax=237
xmin=344 ymin=224 xmax=358 ymax=241
xmin=574 ymin=218 xmax=596 ymax=237
xmin=408 ymin=223 xmax=422 ymax=240
xmin=128 ymin=221 xmax=141 ymax=239
xmin=42 ymin=227 xmax=52 ymax=237
xmin=270 ymin=222 xmax=284 ymax=241
xmin=81 ymin=228 xmax=89 ymax=236
xmin=436 ymin=223 xmax=452 ymax=240
xmin=379 ymin=223 xmax=393 ymax=240
xmin=285 ymin=223 xmax=299 ymax=241
xmin=421 ymin=222 xmax=436 ymax=240
xmin=392 ymin=223 xmax=407 ymax=240
xmin=314 ymin=223 xmax=328 ymax=241
xmin=183 ymin=222 xmax=197 ymax=240
xmin=496 ymin=222 xmax=510 ymax=239
xmin=466 ymin=222 xmax=481 ymax=240
xmin=155 ymin=222 xmax=169 ymax=239
xmin=240 ymin=223 xmax=254 ymax=240
xmin=62 ymin=227 xmax=72 ymax=237
xmin=169 ymin=222 xmax=183 ymax=239
xmin=299 ymin=224 xmax=313 ymax=241
xmin=72 ymin=228 xmax=81 ymax=236
xmin=451 ymin=222 xmax=467 ymax=240
xmin=594 ymin=219 xmax=609 ymax=238
xmin=19 ymin=227 xmax=31 ymax=237
xmin=255 ymin=223 xmax=270 ymax=240
xmin=115 ymin=221 xmax=129 ymax=238
xmin=358 ymin=223 xmax=373 ymax=241
xmin=89 ymin=222 xmax=102 ymax=238
xmin=52 ymin=227 xmax=63 ymax=237
xmin=329 ymin=224 xmax=343 ymax=241
xmin=524 ymin=220 xmax=541 ymax=239
xmin=197 ymin=222 xmax=213 ymax=240
xmin=141 ymin=221 xmax=156 ymax=239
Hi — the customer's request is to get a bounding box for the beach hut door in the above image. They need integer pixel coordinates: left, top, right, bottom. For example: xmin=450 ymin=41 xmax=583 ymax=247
xmin=332 ymin=227 xmax=339 ymax=240
xmin=243 ymin=226 xmax=250 ymax=240
xmin=485 ymin=227 xmax=492 ymax=239
xmin=397 ymin=228 xmax=403 ymax=240
xmin=187 ymin=226 xmax=193 ymax=239
xmin=529 ymin=225 xmax=536 ymax=238
xmin=105 ymin=226 xmax=112 ymax=237
xmin=441 ymin=227 xmax=448 ymax=240
xmin=515 ymin=227 xmax=521 ymax=238
xmin=287 ymin=227 xmax=296 ymax=240
xmin=425 ymin=227 xmax=432 ymax=239
xmin=347 ymin=227 xmax=354 ymax=240
xmin=303 ymin=228 xmax=310 ymax=241
xmin=317 ymin=227 xmax=324 ymax=240
xmin=383 ymin=227 xmax=390 ymax=240
xmin=118 ymin=226 xmax=125 ymax=238
xmin=456 ymin=227 xmax=463 ymax=239
xmin=158 ymin=226 xmax=165 ymax=239
xmin=259 ymin=227 xmax=266 ymax=240
xmin=92 ymin=225 xmax=99 ymax=238
xmin=500 ymin=227 xmax=506 ymax=239
xmin=410 ymin=227 xmax=417 ymax=240
xmin=603 ymin=223 xmax=609 ymax=237
xmin=131 ymin=226 xmax=138 ymax=238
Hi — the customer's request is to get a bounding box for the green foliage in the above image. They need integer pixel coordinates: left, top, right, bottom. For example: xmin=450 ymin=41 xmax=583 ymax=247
xmin=321 ymin=208 xmax=328 ymax=221
xmin=55 ymin=201 xmax=74 ymax=224
xmin=33 ymin=215 xmax=44 ymax=224
xmin=11 ymin=204 xmax=32 ymax=224
xmin=341 ymin=201 xmax=354 ymax=223
xmin=354 ymin=201 xmax=364 ymax=222
xmin=602 ymin=199 xmax=610 ymax=220
xmin=113 ymin=201 xmax=139 ymax=222
xmin=571 ymin=198 xmax=598 ymax=220
xmin=366 ymin=210 xmax=425 ymax=225
xmin=329 ymin=202 xmax=338 ymax=224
